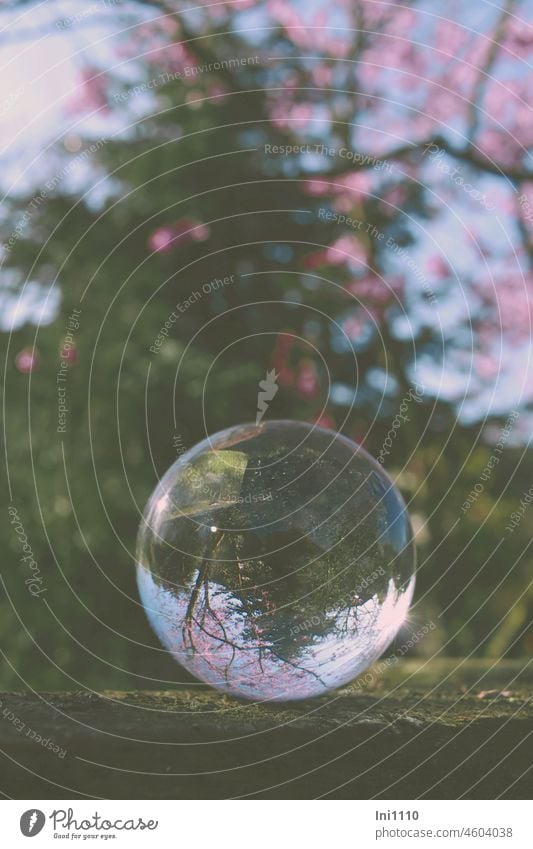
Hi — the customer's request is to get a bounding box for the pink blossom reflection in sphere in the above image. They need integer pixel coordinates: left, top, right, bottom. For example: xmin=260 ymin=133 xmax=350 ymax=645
xmin=136 ymin=421 xmax=415 ymax=701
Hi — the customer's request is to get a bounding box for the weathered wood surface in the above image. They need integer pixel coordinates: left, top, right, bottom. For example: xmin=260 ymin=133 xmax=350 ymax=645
xmin=1 ymin=659 xmax=531 ymax=799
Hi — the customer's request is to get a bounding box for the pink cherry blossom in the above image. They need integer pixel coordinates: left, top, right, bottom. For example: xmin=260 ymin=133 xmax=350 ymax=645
xmin=348 ymin=274 xmax=393 ymax=304
xmin=296 ymin=360 xmax=319 ymax=397
xmin=148 ymin=219 xmax=210 ymax=253
xmin=426 ymin=255 xmax=450 ymax=278
xmin=312 ymin=412 xmax=336 ymax=429
xmin=148 ymin=226 xmax=175 ymax=253
xmin=16 ymin=348 xmax=39 ymax=373
xmin=67 ymin=67 xmax=109 ymax=115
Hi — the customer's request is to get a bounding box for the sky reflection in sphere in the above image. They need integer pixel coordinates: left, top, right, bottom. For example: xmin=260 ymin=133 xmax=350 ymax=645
xmin=136 ymin=421 xmax=415 ymax=701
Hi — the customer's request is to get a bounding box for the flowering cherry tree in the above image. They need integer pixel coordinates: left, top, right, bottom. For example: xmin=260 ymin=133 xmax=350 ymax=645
xmin=17 ymin=0 xmax=526 ymax=430
xmin=1 ymin=0 xmax=532 ymax=687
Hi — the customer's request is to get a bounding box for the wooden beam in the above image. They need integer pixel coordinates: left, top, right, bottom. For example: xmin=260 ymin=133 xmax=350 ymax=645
xmin=0 ymin=659 xmax=531 ymax=799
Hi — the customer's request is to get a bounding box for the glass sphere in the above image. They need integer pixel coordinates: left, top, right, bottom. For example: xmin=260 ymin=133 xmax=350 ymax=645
xmin=136 ymin=420 xmax=415 ymax=701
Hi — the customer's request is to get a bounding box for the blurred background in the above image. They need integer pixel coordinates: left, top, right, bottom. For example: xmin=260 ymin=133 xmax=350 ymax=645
xmin=0 ymin=0 xmax=531 ymax=691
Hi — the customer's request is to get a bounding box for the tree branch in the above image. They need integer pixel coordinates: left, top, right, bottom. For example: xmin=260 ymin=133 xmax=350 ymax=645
xmin=312 ymin=135 xmax=531 ymax=183
xmin=466 ymin=0 xmax=516 ymax=143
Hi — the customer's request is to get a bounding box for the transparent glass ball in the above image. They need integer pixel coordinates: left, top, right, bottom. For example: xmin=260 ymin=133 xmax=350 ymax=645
xmin=136 ymin=420 xmax=415 ymax=701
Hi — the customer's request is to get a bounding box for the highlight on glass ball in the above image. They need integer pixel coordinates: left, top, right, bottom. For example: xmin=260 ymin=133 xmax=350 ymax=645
xmin=136 ymin=420 xmax=416 ymax=702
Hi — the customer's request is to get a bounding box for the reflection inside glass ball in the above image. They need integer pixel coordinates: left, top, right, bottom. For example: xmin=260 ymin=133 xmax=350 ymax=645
xmin=136 ymin=420 xmax=415 ymax=701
